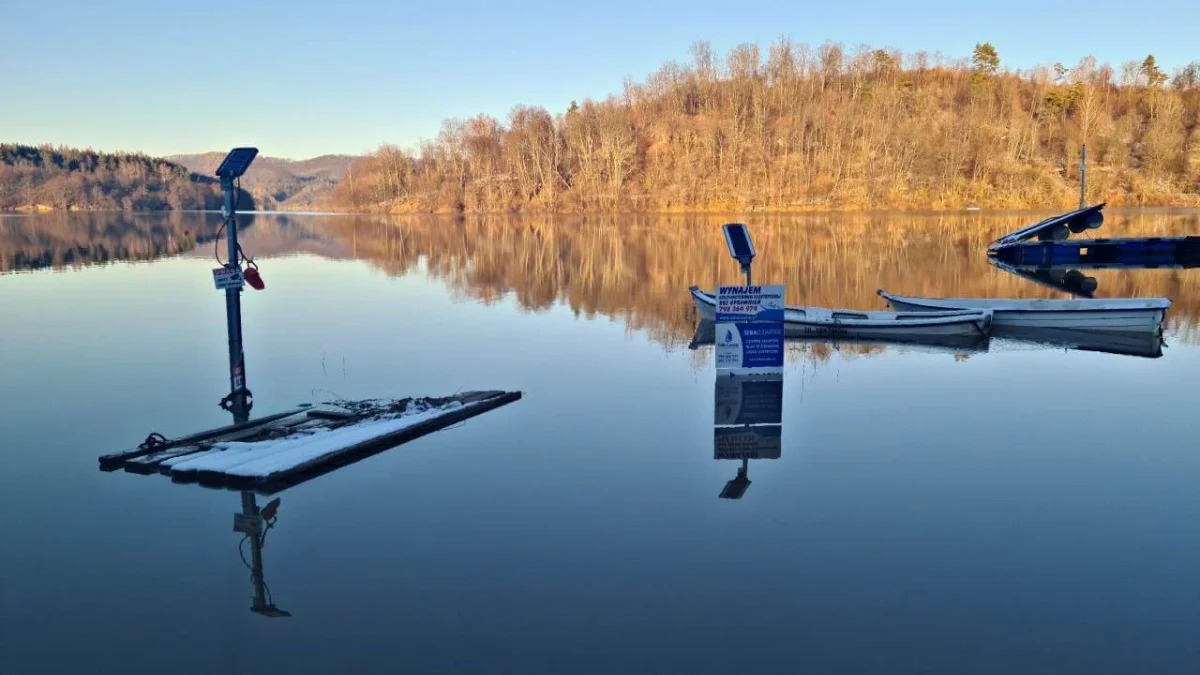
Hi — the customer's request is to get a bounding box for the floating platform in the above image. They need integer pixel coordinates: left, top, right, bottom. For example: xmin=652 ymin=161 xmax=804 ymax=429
xmin=99 ymin=390 xmax=521 ymax=493
xmin=988 ymin=202 xmax=1200 ymax=268
xmin=991 ymin=204 xmax=1106 ymax=247
xmin=989 ymin=235 xmax=1200 ymax=268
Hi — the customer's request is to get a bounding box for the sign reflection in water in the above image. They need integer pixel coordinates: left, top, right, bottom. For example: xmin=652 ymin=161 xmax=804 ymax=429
xmin=714 ymin=373 xmax=784 ymax=500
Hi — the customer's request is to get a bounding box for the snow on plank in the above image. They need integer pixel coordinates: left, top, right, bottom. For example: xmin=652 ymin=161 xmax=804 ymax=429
xmin=100 ymin=391 xmax=521 ymax=491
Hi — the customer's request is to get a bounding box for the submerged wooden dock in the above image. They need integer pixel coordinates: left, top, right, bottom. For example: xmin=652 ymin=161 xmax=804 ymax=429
xmin=100 ymin=390 xmax=521 ymax=493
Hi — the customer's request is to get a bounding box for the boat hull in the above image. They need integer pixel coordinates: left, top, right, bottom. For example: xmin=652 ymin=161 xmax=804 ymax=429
xmin=878 ymin=291 xmax=1168 ymax=334
xmin=690 ymin=287 xmax=990 ymax=341
xmin=690 ymin=320 xmax=990 ymax=352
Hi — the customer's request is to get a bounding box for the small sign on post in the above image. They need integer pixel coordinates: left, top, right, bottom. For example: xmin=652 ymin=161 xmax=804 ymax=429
xmin=213 ymin=266 xmax=245 ymax=291
xmin=715 ymin=285 xmax=785 ymax=375
xmin=233 ymin=512 xmax=263 ymax=536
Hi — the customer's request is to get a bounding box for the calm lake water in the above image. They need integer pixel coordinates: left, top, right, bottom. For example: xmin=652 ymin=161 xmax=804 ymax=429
xmin=4 ymin=210 xmax=1200 ymax=674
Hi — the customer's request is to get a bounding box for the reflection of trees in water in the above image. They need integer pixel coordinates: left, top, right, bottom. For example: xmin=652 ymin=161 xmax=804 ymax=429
xmin=321 ymin=210 xmax=1200 ymax=349
xmin=0 ymin=211 xmax=330 ymax=273
xmin=8 ymin=210 xmax=1199 ymax=352
xmin=0 ymin=211 xmax=225 ymax=272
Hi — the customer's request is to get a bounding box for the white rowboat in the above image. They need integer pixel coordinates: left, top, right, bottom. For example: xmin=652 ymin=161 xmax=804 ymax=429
xmin=690 ymin=287 xmax=991 ymax=340
xmin=689 ymin=319 xmax=991 ymax=352
xmin=877 ymin=290 xmax=1169 ymax=334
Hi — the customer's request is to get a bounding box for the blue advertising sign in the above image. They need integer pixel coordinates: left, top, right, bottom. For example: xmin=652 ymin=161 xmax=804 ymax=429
xmin=715 ymin=322 xmax=784 ymax=373
xmin=714 ymin=284 xmax=785 ymax=375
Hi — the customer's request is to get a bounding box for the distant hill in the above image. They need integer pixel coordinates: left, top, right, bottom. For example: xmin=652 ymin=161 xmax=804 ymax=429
xmin=168 ymin=153 xmax=356 ymax=210
xmin=0 ymin=144 xmax=239 ymax=212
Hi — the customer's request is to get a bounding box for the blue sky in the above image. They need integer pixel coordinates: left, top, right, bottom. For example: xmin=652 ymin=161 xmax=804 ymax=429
xmin=1 ymin=0 xmax=1195 ymax=159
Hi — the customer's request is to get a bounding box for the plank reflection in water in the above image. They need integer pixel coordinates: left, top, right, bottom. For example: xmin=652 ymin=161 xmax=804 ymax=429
xmin=714 ymin=373 xmax=784 ymax=500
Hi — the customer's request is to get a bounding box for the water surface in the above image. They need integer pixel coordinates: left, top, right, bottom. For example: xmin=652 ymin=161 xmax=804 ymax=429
xmin=2 ymin=211 xmax=1200 ymax=674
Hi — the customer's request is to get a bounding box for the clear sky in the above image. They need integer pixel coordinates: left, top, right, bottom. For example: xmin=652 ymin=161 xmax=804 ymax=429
xmin=1 ymin=0 xmax=1195 ymax=159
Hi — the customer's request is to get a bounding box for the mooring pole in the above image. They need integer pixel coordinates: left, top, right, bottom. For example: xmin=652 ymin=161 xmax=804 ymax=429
xmin=221 ymin=176 xmax=250 ymax=423
xmin=214 ymin=148 xmax=258 ymax=423
xmin=1079 ymin=144 xmax=1087 ymax=209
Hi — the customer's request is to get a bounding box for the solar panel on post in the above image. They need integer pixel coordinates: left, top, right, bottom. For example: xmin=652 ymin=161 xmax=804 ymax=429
xmin=722 ymin=223 xmax=755 ymax=267
xmin=216 ymin=147 xmax=259 ymax=179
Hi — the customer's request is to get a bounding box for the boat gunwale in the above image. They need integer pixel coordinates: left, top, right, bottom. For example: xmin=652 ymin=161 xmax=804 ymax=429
xmin=877 ymin=289 xmax=1172 ymax=312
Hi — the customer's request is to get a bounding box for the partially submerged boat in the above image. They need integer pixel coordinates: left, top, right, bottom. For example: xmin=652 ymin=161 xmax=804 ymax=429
xmin=690 ymin=286 xmax=991 ymax=341
xmin=877 ymin=289 xmax=1169 ymax=335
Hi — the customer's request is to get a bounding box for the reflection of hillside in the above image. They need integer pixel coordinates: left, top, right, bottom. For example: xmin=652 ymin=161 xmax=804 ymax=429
xmin=183 ymin=215 xmax=349 ymax=261
xmin=0 ymin=212 xmax=223 ymax=272
xmin=323 ymin=211 xmax=1200 ymax=349
xmin=7 ymin=211 xmax=1199 ymax=351
xmin=0 ymin=213 xmax=346 ymax=273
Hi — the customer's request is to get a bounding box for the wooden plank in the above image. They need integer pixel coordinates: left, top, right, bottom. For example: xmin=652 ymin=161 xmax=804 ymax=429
xmin=98 ymin=406 xmax=311 ymax=469
xmin=124 ymin=410 xmax=316 ymax=473
xmin=306 ymin=409 xmax=359 ymax=421
xmin=124 ymin=446 xmax=211 ymax=474
xmin=228 ymin=390 xmax=522 ymax=494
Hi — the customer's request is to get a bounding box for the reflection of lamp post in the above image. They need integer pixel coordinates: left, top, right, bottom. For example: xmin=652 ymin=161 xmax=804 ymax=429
xmin=233 ymin=491 xmax=290 ymax=618
xmin=719 ymin=458 xmax=752 ymax=499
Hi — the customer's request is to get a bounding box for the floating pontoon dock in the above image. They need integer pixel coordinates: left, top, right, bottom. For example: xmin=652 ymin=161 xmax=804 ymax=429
xmin=99 ymin=390 xmax=521 ymax=493
xmin=988 ymin=203 xmax=1200 ymax=268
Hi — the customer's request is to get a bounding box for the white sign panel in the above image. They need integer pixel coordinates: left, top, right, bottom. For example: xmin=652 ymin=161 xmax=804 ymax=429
xmin=715 ymin=285 xmax=786 ymax=322
xmin=233 ymin=512 xmax=262 ymax=535
xmin=213 ymin=266 xmax=245 ymax=290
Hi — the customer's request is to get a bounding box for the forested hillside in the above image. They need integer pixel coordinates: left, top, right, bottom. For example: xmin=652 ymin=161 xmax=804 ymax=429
xmin=331 ymin=42 xmax=1200 ymax=212
xmin=0 ymin=145 xmax=228 ymax=211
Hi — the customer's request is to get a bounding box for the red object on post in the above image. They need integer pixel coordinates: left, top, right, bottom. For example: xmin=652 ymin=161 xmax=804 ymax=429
xmin=244 ymin=266 xmax=265 ymax=290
